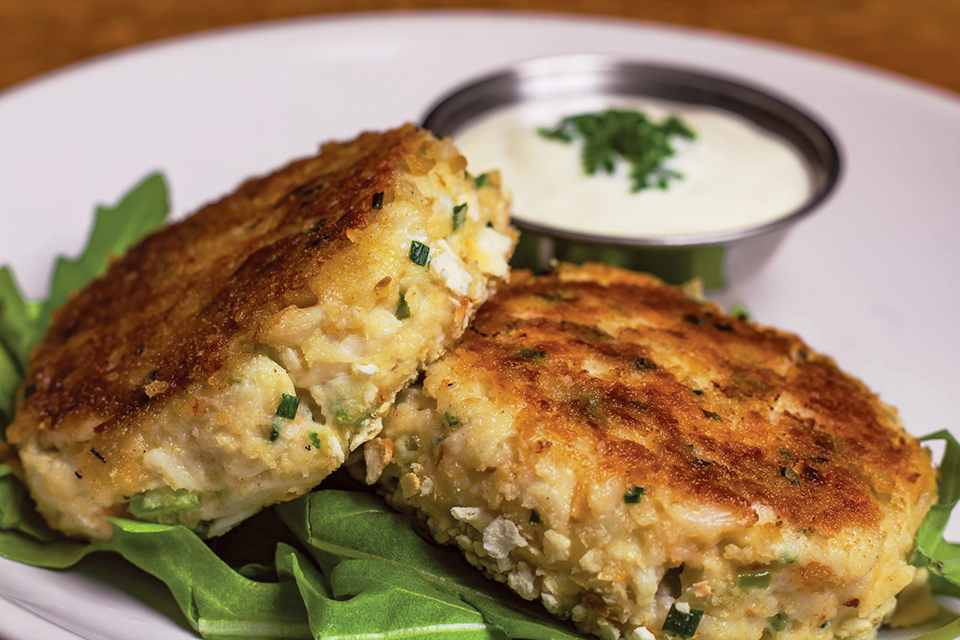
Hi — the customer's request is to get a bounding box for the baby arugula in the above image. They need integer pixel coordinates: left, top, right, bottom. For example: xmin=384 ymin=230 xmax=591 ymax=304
xmin=0 ymin=174 xmax=957 ymax=640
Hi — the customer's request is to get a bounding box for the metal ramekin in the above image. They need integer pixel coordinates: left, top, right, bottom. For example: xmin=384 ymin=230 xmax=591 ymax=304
xmin=422 ymin=55 xmax=841 ymax=288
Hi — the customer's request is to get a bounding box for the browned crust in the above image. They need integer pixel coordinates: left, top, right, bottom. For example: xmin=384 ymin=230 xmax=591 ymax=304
xmin=449 ymin=263 xmax=935 ymax=534
xmin=9 ymin=124 xmax=428 ymax=442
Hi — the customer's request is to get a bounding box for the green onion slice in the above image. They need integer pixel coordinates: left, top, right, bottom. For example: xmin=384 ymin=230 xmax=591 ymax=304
xmin=276 ymin=393 xmax=300 ymax=420
xmin=623 ymin=486 xmax=645 ymax=504
xmin=737 ymin=569 xmax=772 ymax=589
xmin=662 ymin=603 xmax=704 ymax=639
xmin=409 ymin=240 xmax=430 ymax=266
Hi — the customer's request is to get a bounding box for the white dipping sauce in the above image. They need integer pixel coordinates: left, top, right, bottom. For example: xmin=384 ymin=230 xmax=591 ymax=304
xmin=454 ymin=95 xmax=813 ymax=238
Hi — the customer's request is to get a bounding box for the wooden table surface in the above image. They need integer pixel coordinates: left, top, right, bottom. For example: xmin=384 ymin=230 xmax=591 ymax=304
xmin=1 ymin=0 xmax=958 ymax=97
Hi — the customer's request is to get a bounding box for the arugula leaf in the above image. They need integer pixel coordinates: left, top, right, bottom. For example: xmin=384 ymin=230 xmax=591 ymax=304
xmin=276 ymin=490 xmax=582 ymax=640
xmin=916 ymin=430 xmax=960 ymax=594
xmin=0 ymin=267 xmax=41 ymax=375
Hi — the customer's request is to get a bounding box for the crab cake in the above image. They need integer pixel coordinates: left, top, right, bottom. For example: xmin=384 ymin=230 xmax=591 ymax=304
xmin=7 ymin=125 xmax=516 ymax=540
xmin=365 ymin=263 xmax=937 ymax=640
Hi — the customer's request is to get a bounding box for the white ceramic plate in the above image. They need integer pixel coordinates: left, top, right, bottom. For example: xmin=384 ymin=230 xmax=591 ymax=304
xmin=1 ymin=11 xmax=958 ymax=640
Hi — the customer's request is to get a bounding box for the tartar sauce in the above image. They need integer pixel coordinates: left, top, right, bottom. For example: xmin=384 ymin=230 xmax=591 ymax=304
xmin=454 ymin=95 xmax=812 ymax=238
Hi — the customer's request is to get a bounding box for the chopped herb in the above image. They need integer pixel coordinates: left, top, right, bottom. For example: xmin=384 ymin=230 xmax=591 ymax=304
xmin=371 ymin=191 xmax=384 ymax=210
xmin=335 ymin=409 xmax=349 ymax=423
xmin=444 ymin=412 xmax=461 ymax=427
xmin=635 ymin=356 xmax=657 ymax=370
xmin=452 ymin=203 xmax=468 ymax=230
xmin=409 ymin=240 xmax=430 ymax=266
xmin=537 ymin=109 xmax=696 ymax=193
xmin=769 ymin=613 xmax=789 ymax=633
xmin=270 ymin=418 xmax=282 ymax=442
xmin=74 ymin=471 xmax=82 ymax=480
xmin=730 ymin=303 xmax=752 ymax=321
xmin=623 ymin=486 xmax=645 ymax=504
xmin=529 ymin=509 xmax=541 ymax=524
xmin=662 ymin=603 xmax=704 ymax=638
xmin=129 ymin=488 xmax=202 ymax=518
xmin=276 ymin=393 xmax=300 ymax=420
xmin=474 ymin=173 xmax=490 ymax=188
xmin=395 ymin=292 xmax=411 ymax=319
xmin=737 ymin=569 xmax=772 ymax=589
xmin=309 ymin=432 xmax=322 ymax=450
xmin=517 ymin=348 xmax=546 ymax=363
xmin=486 ymin=220 xmax=493 ymax=228
xmin=702 ymin=409 xmax=722 ymax=421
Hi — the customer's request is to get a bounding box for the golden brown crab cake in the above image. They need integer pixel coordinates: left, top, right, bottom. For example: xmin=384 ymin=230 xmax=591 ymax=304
xmin=365 ymin=263 xmax=936 ymax=640
xmin=8 ymin=124 xmax=516 ymax=540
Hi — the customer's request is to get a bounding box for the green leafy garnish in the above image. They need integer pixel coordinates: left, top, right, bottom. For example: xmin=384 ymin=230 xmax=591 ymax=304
xmin=453 ymin=202 xmax=468 ymax=231
xmin=129 ymin=488 xmax=202 ymax=519
xmin=444 ymin=412 xmax=461 ymax=427
xmin=276 ymin=393 xmax=300 ymax=420
xmin=769 ymin=612 xmax=789 ymax=633
xmin=409 ymin=240 xmax=430 ymax=266
xmin=916 ymin=430 xmax=960 ymax=597
xmin=474 ymin=173 xmax=490 ymax=188
xmin=396 ymin=291 xmax=411 ymax=319
xmin=623 ymin=486 xmax=645 ymax=504
xmin=737 ymin=568 xmax=772 ymax=589
xmin=662 ymin=603 xmax=704 ymax=638
xmin=537 ymin=109 xmax=696 ymax=192
xmin=730 ymin=303 xmax=753 ymax=322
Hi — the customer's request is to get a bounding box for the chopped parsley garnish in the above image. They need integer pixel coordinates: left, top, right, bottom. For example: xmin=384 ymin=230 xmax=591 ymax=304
xmin=309 ymin=432 xmax=322 ymax=450
xmin=662 ymin=603 xmax=704 ymax=638
xmin=474 ymin=173 xmax=490 ymax=188
xmin=270 ymin=418 xmax=282 ymax=442
xmin=537 ymin=109 xmax=696 ymax=193
xmin=702 ymin=409 xmax=722 ymax=421
xmin=371 ymin=191 xmax=384 ymax=210
xmin=623 ymin=486 xmax=645 ymax=504
xmin=444 ymin=412 xmax=461 ymax=427
xmin=395 ymin=291 xmax=411 ymax=319
xmin=276 ymin=393 xmax=300 ymax=420
xmin=409 ymin=240 xmax=430 ymax=266
xmin=452 ymin=203 xmax=468 ymax=230
xmin=335 ymin=409 xmax=349 ymax=423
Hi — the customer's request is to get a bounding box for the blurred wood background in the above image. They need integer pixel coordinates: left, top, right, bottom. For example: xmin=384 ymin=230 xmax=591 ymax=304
xmin=0 ymin=0 xmax=958 ymax=96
